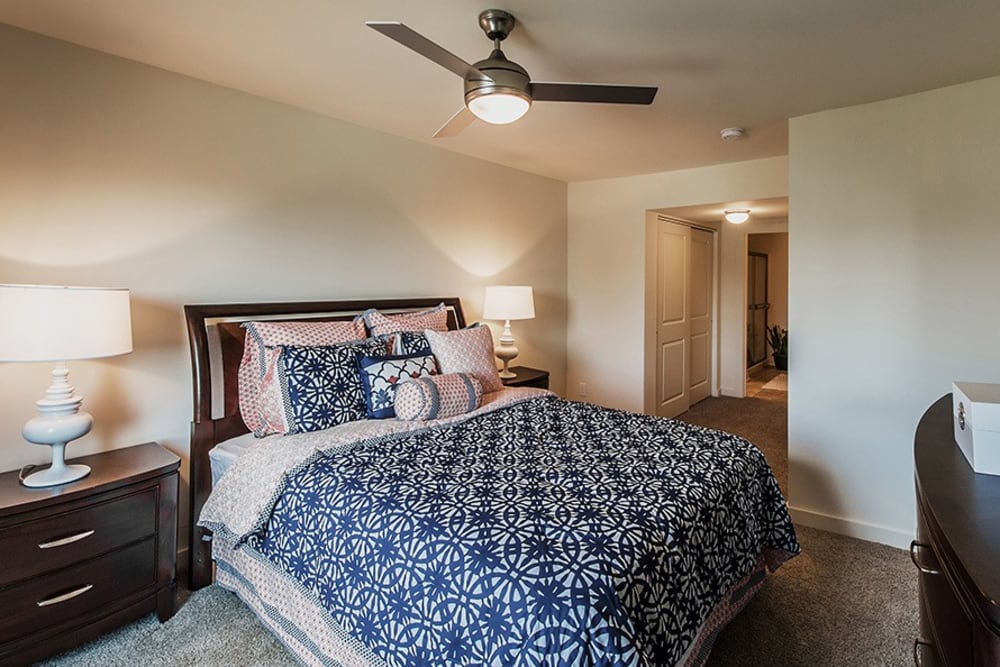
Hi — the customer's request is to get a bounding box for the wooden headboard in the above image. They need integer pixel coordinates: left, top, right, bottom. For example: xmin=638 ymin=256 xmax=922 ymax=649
xmin=183 ymin=297 xmax=466 ymax=588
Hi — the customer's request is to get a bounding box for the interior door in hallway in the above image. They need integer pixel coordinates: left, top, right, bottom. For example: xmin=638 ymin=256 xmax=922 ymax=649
xmin=655 ymin=220 xmax=714 ymax=418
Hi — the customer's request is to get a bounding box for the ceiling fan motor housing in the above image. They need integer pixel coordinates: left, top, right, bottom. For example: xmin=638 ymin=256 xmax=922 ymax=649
xmin=478 ymin=9 xmax=515 ymax=42
xmin=465 ymin=50 xmax=532 ymax=106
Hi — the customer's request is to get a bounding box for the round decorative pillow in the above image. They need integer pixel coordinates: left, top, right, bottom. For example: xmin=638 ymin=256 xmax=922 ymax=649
xmin=394 ymin=373 xmax=483 ymax=421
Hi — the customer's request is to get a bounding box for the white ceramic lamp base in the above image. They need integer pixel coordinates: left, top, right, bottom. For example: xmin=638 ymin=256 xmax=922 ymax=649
xmin=20 ymin=363 xmax=94 ymax=488
xmin=495 ymin=343 xmax=519 ymax=379
xmin=22 ymin=448 xmax=91 ymax=488
xmin=495 ymin=319 xmax=519 ymax=379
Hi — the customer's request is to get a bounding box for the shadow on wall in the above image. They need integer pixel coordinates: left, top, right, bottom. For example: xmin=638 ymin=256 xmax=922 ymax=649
xmin=86 ymin=296 xmax=184 ymax=449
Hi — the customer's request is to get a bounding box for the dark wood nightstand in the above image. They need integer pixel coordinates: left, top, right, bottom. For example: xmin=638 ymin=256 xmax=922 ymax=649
xmin=0 ymin=442 xmax=179 ymax=666
xmin=501 ymin=366 xmax=550 ymax=390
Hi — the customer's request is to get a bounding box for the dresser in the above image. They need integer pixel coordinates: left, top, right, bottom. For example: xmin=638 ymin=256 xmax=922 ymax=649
xmin=0 ymin=443 xmax=179 ymax=665
xmin=912 ymin=395 xmax=1000 ymax=666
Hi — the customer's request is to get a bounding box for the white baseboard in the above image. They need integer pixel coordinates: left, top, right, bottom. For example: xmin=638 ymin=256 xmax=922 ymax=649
xmin=789 ymin=506 xmax=913 ymax=550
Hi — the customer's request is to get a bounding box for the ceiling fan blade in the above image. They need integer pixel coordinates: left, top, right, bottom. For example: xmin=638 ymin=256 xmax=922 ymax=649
xmin=531 ymin=82 xmax=657 ymax=105
xmin=433 ymin=107 xmax=477 ymax=138
xmin=366 ymin=21 xmax=491 ymax=82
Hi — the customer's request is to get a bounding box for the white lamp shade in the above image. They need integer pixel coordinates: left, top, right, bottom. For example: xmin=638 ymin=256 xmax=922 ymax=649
xmin=0 ymin=284 xmax=133 ymax=362
xmin=482 ymin=285 xmax=535 ymax=321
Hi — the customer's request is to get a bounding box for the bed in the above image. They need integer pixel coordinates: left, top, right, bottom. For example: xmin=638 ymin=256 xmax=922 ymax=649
xmin=185 ymin=297 xmax=798 ymax=666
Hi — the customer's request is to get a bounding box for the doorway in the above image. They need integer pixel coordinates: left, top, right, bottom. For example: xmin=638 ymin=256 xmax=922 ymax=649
xmin=651 ymin=218 xmax=715 ymax=418
xmin=747 ymin=232 xmax=788 ymax=372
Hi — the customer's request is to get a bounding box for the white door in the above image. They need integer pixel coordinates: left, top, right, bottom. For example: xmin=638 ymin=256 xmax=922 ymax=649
xmin=688 ymin=228 xmax=713 ymax=405
xmin=655 ymin=220 xmax=714 ymax=418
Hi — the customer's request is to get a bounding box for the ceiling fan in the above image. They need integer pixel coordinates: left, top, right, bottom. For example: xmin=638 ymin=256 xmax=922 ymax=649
xmin=366 ymin=9 xmax=658 ymax=138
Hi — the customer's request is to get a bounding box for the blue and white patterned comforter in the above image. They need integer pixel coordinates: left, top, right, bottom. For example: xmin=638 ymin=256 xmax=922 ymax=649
xmin=240 ymin=395 xmax=797 ymax=666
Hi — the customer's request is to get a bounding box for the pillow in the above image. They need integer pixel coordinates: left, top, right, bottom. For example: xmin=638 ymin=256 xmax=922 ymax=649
xmin=390 ymin=330 xmax=433 ymax=356
xmin=394 ymin=373 xmax=483 ymax=421
xmin=362 ymin=303 xmax=449 ymax=337
xmin=238 ymin=319 xmax=367 ymax=434
xmin=258 ymin=338 xmax=389 ymax=435
xmin=424 ymin=325 xmax=503 ymax=393
xmin=358 ymin=353 xmax=438 ymax=419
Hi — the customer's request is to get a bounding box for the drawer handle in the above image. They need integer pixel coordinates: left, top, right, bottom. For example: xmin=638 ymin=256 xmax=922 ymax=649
xmin=38 ymin=529 xmax=95 ymax=549
xmin=909 ymin=541 xmax=942 ymax=575
xmin=37 ymin=584 xmax=93 ymax=607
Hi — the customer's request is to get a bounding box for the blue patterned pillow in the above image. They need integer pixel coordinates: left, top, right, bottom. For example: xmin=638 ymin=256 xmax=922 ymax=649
xmin=392 ymin=331 xmax=432 ymax=356
xmin=279 ymin=338 xmax=388 ymax=434
xmin=358 ymin=353 xmax=438 ymax=419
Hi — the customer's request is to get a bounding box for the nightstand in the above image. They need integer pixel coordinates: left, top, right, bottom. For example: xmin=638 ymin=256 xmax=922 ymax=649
xmin=501 ymin=366 xmax=550 ymax=390
xmin=0 ymin=442 xmax=179 ymax=665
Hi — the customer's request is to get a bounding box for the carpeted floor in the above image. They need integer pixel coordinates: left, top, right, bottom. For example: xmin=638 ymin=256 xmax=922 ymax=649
xmin=42 ymin=379 xmax=919 ymax=666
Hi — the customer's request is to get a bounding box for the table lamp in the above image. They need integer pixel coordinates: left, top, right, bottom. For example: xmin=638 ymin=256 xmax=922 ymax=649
xmin=0 ymin=285 xmax=133 ymax=488
xmin=482 ymin=285 xmax=535 ymax=379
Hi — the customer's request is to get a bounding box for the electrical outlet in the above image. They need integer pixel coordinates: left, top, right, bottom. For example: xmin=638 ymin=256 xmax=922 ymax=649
xmin=579 ymin=382 xmax=588 ymax=398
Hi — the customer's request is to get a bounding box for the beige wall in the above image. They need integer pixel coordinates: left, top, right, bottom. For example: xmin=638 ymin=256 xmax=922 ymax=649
xmin=789 ymin=75 xmax=1000 ymax=546
xmin=748 ymin=231 xmax=788 ymax=366
xmin=0 ymin=26 xmax=567 ymax=541
xmin=567 ymin=157 xmax=789 ymax=411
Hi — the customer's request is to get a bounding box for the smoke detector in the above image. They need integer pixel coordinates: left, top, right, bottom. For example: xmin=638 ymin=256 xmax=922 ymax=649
xmin=720 ymin=127 xmax=746 ymax=141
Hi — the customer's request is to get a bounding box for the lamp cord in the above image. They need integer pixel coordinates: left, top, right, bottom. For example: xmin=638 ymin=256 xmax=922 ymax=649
xmin=18 ymin=464 xmax=41 ymax=483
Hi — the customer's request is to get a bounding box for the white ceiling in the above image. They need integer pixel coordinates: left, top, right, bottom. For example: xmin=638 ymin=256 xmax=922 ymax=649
xmin=2 ymin=1 xmax=999 ymax=182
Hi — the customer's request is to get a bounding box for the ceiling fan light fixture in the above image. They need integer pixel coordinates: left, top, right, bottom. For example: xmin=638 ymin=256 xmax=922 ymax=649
xmin=724 ymin=209 xmax=751 ymax=224
xmin=367 ymin=9 xmax=658 ymax=137
xmin=467 ymin=90 xmax=531 ymax=124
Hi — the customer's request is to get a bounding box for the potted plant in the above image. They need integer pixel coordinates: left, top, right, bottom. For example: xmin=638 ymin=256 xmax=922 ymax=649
xmin=766 ymin=324 xmax=788 ymax=371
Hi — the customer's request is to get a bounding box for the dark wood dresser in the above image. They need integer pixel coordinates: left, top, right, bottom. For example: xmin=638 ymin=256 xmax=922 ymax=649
xmin=0 ymin=442 xmax=179 ymax=665
xmin=913 ymin=395 xmax=1000 ymax=666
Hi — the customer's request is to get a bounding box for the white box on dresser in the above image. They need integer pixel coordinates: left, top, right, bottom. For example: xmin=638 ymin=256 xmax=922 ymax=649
xmin=952 ymin=382 xmax=1000 ymax=476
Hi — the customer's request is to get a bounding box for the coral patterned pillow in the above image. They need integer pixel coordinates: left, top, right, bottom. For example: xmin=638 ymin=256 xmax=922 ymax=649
xmin=238 ymin=319 xmax=367 ymax=435
xmin=424 ymin=325 xmax=503 ymax=393
xmin=394 ymin=373 xmax=484 ymax=421
xmin=357 ymin=353 xmax=439 ymax=419
xmin=362 ymin=303 xmax=449 ymax=337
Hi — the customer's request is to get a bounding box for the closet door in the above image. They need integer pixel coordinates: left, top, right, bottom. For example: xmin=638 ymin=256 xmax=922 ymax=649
xmin=688 ymin=228 xmax=713 ymax=404
xmin=655 ymin=220 xmax=714 ymax=418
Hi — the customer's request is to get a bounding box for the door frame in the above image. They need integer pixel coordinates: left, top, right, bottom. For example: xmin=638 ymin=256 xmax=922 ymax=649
xmin=643 ymin=212 xmax=720 ymax=415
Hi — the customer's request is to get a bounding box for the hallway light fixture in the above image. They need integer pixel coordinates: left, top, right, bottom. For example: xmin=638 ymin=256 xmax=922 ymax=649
xmin=724 ymin=209 xmax=751 ymax=224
